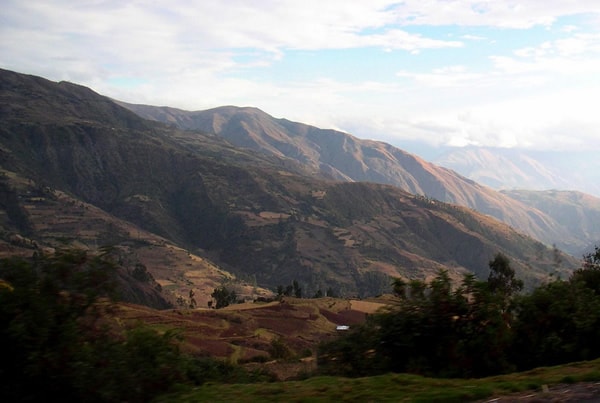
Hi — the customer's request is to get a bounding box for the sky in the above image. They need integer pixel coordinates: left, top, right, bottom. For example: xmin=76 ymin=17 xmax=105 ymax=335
xmin=2 ymin=1 xmax=600 ymax=153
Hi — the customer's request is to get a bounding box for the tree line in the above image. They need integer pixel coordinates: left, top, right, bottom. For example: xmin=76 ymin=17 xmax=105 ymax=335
xmin=0 ymin=249 xmax=272 ymax=402
xmin=318 ymin=248 xmax=600 ymax=378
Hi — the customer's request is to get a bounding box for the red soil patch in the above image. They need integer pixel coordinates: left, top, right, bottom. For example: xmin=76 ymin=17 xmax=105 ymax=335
xmin=185 ymin=337 xmax=233 ymax=357
xmin=319 ymin=308 xmax=366 ymax=325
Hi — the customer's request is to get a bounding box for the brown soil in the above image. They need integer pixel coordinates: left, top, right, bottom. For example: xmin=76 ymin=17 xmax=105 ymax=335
xmin=114 ymin=296 xmax=381 ymax=380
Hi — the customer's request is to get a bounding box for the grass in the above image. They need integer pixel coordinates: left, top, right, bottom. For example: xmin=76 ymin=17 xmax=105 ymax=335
xmin=153 ymin=358 xmax=600 ymax=402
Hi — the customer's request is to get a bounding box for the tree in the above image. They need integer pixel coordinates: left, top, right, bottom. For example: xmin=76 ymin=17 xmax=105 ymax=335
xmin=0 ymin=249 xmax=192 ymax=401
xmin=511 ymin=247 xmax=600 ymax=370
xmin=293 ymin=280 xmax=302 ymax=298
xmin=571 ymin=246 xmax=600 ymax=294
xmin=487 ymin=253 xmax=523 ymax=301
xmin=391 ymin=277 xmax=406 ymax=299
xmin=211 ymin=286 xmax=237 ymax=309
xmin=320 ymin=267 xmax=521 ymax=378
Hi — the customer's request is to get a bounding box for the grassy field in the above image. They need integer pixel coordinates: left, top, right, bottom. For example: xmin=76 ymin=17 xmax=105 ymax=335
xmin=154 ymin=358 xmax=600 ymax=402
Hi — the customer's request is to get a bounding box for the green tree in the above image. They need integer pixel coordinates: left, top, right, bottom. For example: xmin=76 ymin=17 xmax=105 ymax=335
xmin=487 ymin=253 xmax=523 ymax=300
xmin=321 ymin=266 xmax=521 ymax=378
xmin=211 ymin=286 xmax=237 ymax=309
xmin=571 ymin=246 xmax=600 ymax=293
xmin=511 ymin=249 xmax=600 ymax=370
xmin=293 ymin=280 xmax=302 ymax=298
xmin=0 ymin=249 xmax=193 ymax=402
xmin=391 ymin=277 xmax=407 ymax=299
xmin=269 ymin=336 xmax=294 ymax=360
xmin=318 ymin=318 xmax=382 ymax=377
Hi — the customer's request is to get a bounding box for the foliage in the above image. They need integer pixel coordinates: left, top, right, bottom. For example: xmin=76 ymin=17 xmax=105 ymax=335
xmin=0 ymin=249 xmax=267 ymax=402
xmin=508 ymin=247 xmax=600 ymax=370
xmin=571 ymin=246 xmax=600 ymax=292
xmin=185 ymin=356 xmax=276 ymax=385
xmin=487 ymin=253 xmax=523 ymax=301
xmin=211 ymin=286 xmax=238 ymax=309
xmin=373 ymin=269 xmax=516 ymax=378
xmin=320 ymin=250 xmax=600 ymax=379
xmin=276 ymin=279 xmax=303 ymax=298
xmin=269 ymin=336 xmax=294 ymax=360
xmin=317 ymin=318 xmax=383 ymax=377
xmin=511 ymin=272 xmax=600 ymax=369
xmin=0 ymin=250 xmax=187 ymax=401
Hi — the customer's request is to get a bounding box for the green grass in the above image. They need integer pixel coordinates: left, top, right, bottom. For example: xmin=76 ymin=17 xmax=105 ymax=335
xmin=154 ymin=358 xmax=600 ymax=402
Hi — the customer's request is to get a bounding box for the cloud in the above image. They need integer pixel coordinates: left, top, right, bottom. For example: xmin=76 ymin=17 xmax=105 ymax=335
xmin=387 ymin=0 xmax=600 ymax=29
xmin=396 ymin=66 xmax=488 ymax=88
xmin=1 ymin=1 xmax=600 ymax=152
xmin=0 ymin=0 xmax=465 ymax=87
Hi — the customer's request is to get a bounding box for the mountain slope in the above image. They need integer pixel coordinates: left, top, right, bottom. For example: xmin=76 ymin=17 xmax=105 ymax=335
xmin=434 ymin=146 xmax=600 ymax=197
xmin=501 ymin=189 xmax=600 ymax=255
xmin=120 ymin=102 xmax=583 ymax=253
xmin=434 ymin=147 xmax=569 ymax=191
xmin=0 ymin=69 xmax=577 ymax=300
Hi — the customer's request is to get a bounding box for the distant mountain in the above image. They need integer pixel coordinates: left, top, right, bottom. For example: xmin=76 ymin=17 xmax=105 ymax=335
xmin=501 ymin=189 xmax=600 ymax=256
xmin=434 ymin=147 xmax=600 ymax=197
xmin=434 ymin=147 xmax=568 ymax=190
xmin=0 ymin=68 xmax=575 ymax=300
xmin=120 ymin=102 xmax=593 ymax=254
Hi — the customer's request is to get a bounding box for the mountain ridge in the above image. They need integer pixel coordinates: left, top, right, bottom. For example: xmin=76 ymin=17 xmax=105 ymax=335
xmin=0 ymin=68 xmax=576 ymax=301
xmin=120 ymin=101 xmax=592 ymax=254
xmin=434 ymin=146 xmax=600 ymax=197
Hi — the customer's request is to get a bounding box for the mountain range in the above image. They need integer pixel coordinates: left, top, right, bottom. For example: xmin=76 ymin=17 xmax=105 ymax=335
xmin=120 ymin=102 xmax=600 ymax=255
xmin=434 ymin=147 xmax=600 ymax=198
xmin=0 ymin=68 xmax=593 ymax=306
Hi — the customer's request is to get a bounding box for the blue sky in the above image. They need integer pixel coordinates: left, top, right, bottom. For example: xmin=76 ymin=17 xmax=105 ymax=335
xmin=2 ymin=1 xmax=600 ymax=152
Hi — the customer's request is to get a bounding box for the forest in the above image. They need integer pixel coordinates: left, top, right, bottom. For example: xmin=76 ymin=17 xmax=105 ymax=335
xmin=318 ymin=248 xmax=600 ymax=378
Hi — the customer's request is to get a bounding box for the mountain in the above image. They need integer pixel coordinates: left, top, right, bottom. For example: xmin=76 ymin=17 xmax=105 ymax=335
xmin=434 ymin=147 xmax=570 ymax=190
xmin=501 ymin=189 xmax=600 ymax=256
xmin=0 ymin=69 xmax=578 ymax=302
xmin=434 ymin=146 xmax=600 ymax=197
xmin=119 ymin=102 xmax=592 ymax=254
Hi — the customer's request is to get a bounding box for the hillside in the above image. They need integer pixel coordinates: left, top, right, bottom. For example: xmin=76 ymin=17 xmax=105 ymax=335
xmin=119 ymin=102 xmax=588 ymax=254
xmin=434 ymin=147 xmax=571 ymax=190
xmin=434 ymin=146 xmax=600 ymax=198
xmin=0 ymin=68 xmax=577 ymax=301
xmin=114 ymin=296 xmax=383 ymax=379
xmin=501 ymin=189 xmax=600 ymax=256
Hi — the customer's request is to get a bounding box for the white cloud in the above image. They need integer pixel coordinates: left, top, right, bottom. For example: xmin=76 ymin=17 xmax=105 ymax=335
xmin=387 ymin=0 xmax=600 ymax=29
xmin=396 ymin=67 xmax=487 ymax=88
xmin=461 ymin=34 xmax=487 ymax=41
xmin=2 ymin=0 xmax=600 ymax=152
xmin=0 ymin=1 xmax=464 ymax=83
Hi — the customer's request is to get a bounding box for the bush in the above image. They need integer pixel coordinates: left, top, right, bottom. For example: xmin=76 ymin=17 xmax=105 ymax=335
xmin=0 ymin=250 xmax=193 ymax=401
xmin=269 ymin=336 xmax=294 ymax=360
